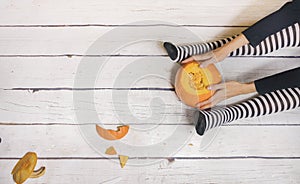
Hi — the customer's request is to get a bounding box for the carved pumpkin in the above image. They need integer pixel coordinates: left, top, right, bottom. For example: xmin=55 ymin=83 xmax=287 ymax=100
xmin=96 ymin=125 xmax=129 ymax=140
xmin=175 ymin=61 xmax=222 ymax=107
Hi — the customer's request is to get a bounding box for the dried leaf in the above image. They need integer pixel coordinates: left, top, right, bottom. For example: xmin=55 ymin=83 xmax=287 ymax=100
xmin=105 ymin=146 xmax=117 ymax=155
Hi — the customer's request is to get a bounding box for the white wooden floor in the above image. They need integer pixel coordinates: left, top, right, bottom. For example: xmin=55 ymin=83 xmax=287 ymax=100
xmin=0 ymin=0 xmax=300 ymax=183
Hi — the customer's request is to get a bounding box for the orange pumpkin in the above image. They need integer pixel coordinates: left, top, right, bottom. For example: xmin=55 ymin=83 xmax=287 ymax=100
xmin=96 ymin=125 xmax=129 ymax=140
xmin=175 ymin=61 xmax=222 ymax=107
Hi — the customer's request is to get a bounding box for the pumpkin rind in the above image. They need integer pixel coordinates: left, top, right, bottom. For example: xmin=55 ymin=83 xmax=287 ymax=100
xmin=12 ymin=152 xmax=38 ymax=184
xmin=96 ymin=125 xmax=129 ymax=140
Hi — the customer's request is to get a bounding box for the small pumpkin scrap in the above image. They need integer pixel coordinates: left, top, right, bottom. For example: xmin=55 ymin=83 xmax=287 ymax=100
xmin=11 ymin=152 xmax=46 ymax=184
xmin=96 ymin=125 xmax=129 ymax=141
xmin=105 ymin=146 xmax=117 ymax=155
xmin=119 ymin=155 xmax=128 ymax=168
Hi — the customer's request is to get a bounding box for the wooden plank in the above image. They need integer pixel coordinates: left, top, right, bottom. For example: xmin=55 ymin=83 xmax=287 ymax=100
xmin=0 ymin=90 xmax=299 ymax=124
xmin=1 ymin=125 xmax=300 ymax=157
xmin=0 ymin=0 xmax=287 ymax=25
xmin=0 ymin=57 xmax=299 ymax=89
xmin=0 ymin=27 xmax=244 ymax=56
xmin=0 ymin=27 xmax=298 ymax=56
xmin=1 ymin=1 xmax=298 ymax=183
xmin=1 ymin=158 xmax=300 ymax=183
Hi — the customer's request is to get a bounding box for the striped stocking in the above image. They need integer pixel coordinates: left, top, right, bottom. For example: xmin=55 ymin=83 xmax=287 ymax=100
xmin=164 ymin=22 xmax=300 ymax=63
xmin=194 ymin=87 xmax=300 ymax=136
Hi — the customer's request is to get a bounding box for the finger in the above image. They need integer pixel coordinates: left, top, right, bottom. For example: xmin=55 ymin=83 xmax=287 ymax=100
xmin=197 ymin=52 xmax=218 ymax=68
xmin=200 ymin=90 xmax=225 ymax=107
xmin=199 ymin=57 xmax=218 ymax=68
xmin=181 ymin=57 xmax=194 ymax=64
xmin=196 ymin=98 xmax=213 ymax=108
xmin=199 ymin=59 xmax=217 ymax=68
xmin=199 ymin=59 xmax=216 ymax=68
xmin=196 ymin=89 xmax=223 ymax=107
xmin=208 ymin=83 xmax=226 ymax=91
xmin=192 ymin=51 xmax=214 ymax=61
xmin=200 ymin=97 xmax=222 ymax=109
xmin=200 ymin=103 xmax=212 ymax=110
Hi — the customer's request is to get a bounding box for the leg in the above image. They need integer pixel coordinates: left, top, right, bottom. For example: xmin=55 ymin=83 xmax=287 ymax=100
xmin=230 ymin=22 xmax=300 ymax=56
xmin=164 ymin=22 xmax=300 ymax=63
xmin=163 ymin=35 xmax=237 ymax=63
xmin=194 ymin=87 xmax=300 ymax=135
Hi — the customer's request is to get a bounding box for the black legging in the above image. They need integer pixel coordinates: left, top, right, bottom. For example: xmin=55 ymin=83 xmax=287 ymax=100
xmin=164 ymin=1 xmax=300 ymax=135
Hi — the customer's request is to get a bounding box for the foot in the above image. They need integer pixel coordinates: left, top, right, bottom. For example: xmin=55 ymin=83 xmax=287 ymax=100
xmin=163 ymin=42 xmax=178 ymax=61
xmin=194 ymin=111 xmax=206 ymax=136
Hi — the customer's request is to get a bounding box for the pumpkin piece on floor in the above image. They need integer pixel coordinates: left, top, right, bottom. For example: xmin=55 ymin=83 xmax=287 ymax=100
xmin=105 ymin=146 xmax=117 ymax=155
xmin=11 ymin=152 xmax=46 ymax=184
xmin=96 ymin=125 xmax=129 ymax=141
xmin=119 ymin=155 xmax=129 ymax=168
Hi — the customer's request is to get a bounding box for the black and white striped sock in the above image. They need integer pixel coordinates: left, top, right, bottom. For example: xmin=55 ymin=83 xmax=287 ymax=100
xmin=164 ymin=23 xmax=300 ymax=63
xmin=194 ymin=87 xmax=300 ymax=136
xmin=163 ymin=35 xmax=237 ymax=63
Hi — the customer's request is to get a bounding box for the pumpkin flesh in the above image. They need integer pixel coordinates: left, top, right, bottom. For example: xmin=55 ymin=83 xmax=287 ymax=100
xmin=175 ymin=61 xmax=222 ymax=107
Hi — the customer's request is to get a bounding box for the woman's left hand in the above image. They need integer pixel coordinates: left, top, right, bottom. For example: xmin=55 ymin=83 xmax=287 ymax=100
xmin=196 ymin=81 xmax=256 ymax=109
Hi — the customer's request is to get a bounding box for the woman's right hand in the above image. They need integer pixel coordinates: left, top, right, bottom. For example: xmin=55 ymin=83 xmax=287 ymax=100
xmin=181 ymin=34 xmax=249 ymax=67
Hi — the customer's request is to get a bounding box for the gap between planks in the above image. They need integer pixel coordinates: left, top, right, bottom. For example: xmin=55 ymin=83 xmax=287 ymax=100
xmin=3 ymin=87 xmax=175 ymax=91
xmin=1 ymin=156 xmax=300 ymax=160
xmin=0 ymin=24 xmax=250 ymax=28
xmin=1 ymin=123 xmax=300 ymax=126
xmin=0 ymin=55 xmax=299 ymax=58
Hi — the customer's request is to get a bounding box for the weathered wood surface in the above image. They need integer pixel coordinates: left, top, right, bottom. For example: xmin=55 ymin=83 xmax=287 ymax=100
xmin=0 ymin=90 xmax=299 ymax=124
xmin=1 ymin=126 xmax=300 ymax=157
xmin=0 ymin=0 xmax=299 ymax=183
xmin=0 ymin=0 xmax=286 ymax=25
xmin=1 ymin=159 xmax=300 ymax=184
xmin=0 ymin=57 xmax=299 ymax=89
xmin=0 ymin=27 xmax=299 ymax=56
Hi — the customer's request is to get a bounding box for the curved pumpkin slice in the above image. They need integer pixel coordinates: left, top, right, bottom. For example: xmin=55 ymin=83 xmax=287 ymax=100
xmin=11 ymin=152 xmax=46 ymax=184
xmin=96 ymin=125 xmax=129 ymax=140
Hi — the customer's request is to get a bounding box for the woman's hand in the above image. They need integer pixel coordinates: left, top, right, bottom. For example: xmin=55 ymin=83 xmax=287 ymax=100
xmin=181 ymin=34 xmax=249 ymax=67
xmin=196 ymin=81 xmax=257 ymax=109
xmin=181 ymin=47 xmax=229 ymax=67
xmin=180 ymin=34 xmax=252 ymax=109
